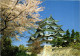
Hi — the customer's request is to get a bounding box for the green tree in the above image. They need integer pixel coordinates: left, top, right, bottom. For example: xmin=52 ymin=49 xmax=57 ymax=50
xmin=71 ymin=29 xmax=75 ymax=42
xmin=75 ymin=32 xmax=80 ymax=43
xmin=1 ymin=37 xmax=18 ymax=56
xmin=56 ymin=38 xmax=63 ymax=47
xmin=62 ymin=29 xmax=70 ymax=46
xmin=1 ymin=37 xmax=29 ymax=56
xmin=16 ymin=45 xmax=28 ymax=56
xmin=51 ymin=38 xmax=57 ymax=47
xmin=69 ymin=31 xmax=80 ymax=50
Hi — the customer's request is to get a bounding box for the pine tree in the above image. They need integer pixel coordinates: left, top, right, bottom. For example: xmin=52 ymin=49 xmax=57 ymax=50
xmin=75 ymin=32 xmax=80 ymax=43
xmin=69 ymin=31 xmax=80 ymax=50
xmin=56 ymin=38 xmax=63 ymax=47
xmin=71 ymin=29 xmax=75 ymax=42
xmin=62 ymin=29 xmax=71 ymax=46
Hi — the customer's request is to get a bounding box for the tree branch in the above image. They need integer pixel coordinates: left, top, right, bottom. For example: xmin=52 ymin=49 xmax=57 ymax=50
xmin=0 ymin=20 xmax=7 ymax=32
xmin=6 ymin=0 xmax=28 ymax=22
xmin=7 ymin=8 xmax=27 ymax=22
xmin=15 ymin=0 xmax=19 ymax=5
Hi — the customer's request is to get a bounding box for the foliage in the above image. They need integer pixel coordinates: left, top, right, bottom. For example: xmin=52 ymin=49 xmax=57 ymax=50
xmin=71 ymin=29 xmax=75 ymax=42
xmin=69 ymin=42 xmax=80 ymax=50
xmin=30 ymin=53 xmax=37 ymax=56
xmin=1 ymin=37 xmax=29 ymax=56
xmin=62 ymin=29 xmax=80 ymax=47
xmin=51 ymin=38 xmax=57 ymax=47
xmin=16 ymin=45 xmax=28 ymax=56
xmin=75 ymin=31 xmax=80 ymax=42
xmin=1 ymin=37 xmax=18 ymax=56
xmin=51 ymin=38 xmax=64 ymax=47
xmin=0 ymin=0 xmax=43 ymax=39
xmin=28 ymin=40 xmax=43 ymax=54
xmin=69 ymin=31 xmax=80 ymax=49
xmin=51 ymin=29 xmax=80 ymax=47
xmin=56 ymin=38 xmax=63 ymax=47
xmin=62 ymin=29 xmax=71 ymax=46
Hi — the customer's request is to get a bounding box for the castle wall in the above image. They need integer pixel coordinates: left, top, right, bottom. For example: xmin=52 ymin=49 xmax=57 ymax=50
xmin=37 ymin=45 xmax=80 ymax=56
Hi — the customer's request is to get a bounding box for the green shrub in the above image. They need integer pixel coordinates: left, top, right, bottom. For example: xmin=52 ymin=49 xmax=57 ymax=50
xmin=69 ymin=42 xmax=80 ymax=50
xmin=30 ymin=53 xmax=37 ymax=56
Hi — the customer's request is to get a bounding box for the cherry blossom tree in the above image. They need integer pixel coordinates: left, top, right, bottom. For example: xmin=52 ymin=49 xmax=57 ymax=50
xmin=0 ymin=0 xmax=43 ymax=39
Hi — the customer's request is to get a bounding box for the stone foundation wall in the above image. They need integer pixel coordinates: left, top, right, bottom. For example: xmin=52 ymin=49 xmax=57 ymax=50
xmin=37 ymin=45 xmax=80 ymax=56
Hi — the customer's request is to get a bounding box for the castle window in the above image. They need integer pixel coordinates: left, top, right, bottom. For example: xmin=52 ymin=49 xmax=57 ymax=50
xmin=46 ymin=20 xmax=52 ymax=24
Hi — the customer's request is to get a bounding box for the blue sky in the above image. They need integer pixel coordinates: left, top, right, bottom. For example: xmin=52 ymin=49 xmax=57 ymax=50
xmin=12 ymin=1 xmax=80 ymax=47
xmin=40 ymin=1 xmax=80 ymax=32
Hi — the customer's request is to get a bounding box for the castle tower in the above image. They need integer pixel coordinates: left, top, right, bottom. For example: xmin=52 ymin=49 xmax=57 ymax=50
xmin=28 ymin=15 xmax=65 ymax=46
